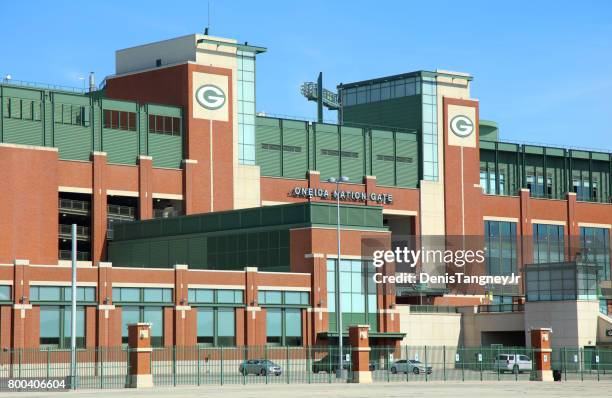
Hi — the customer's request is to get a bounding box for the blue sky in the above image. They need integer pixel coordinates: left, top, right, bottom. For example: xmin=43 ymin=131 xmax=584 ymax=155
xmin=1 ymin=0 xmax=610 ymax=151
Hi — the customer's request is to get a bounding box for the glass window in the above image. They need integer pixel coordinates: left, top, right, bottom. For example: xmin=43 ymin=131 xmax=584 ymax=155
xmin=144 ymin=307 xmax=164 ymax=346
xmin=40 ymin=306 xmax=61 ymax=346
xmin=284 ymin=309 xmax=302 ymax=346
xmin=266 ymin=308 xmax=282 ymax=345
xmin=34 ymin=286 xmax=61 ymax=301
xmin=121 ymin=306 xmax=140 ymax=344
xmin=218 ymin=290 xmax=242 ymax=304
xmin=63 ymin=306 xmax=85 ymax=348
xmin=197 ymin=308 xmax=214 ymax=345
xmin=216 ymin=308 xmax=235 ymax=346
xmin=143 ymin=288 xmax=163 ymax=302
xmin=0 ymin=285 xmax=10 ymax=301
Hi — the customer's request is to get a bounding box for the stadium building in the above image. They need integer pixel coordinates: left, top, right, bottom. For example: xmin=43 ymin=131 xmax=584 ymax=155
xmin=0 ymin=33 xmax=611 ymax=350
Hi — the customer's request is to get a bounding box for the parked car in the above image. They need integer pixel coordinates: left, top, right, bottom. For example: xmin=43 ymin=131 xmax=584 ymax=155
xmin=493 ymin=354 xmax=532 ymax=374
xmin=312 ymin=354 xmax=351 ymax=373
xmin=390 ymin=359 xmax=433 ymax=375
xmin=239 ymin=359 xmax=282 ymax=376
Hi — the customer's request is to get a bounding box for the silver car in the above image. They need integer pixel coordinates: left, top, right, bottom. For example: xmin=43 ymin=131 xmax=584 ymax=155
xmin=493 ymin=354 xmax=532 ymax=374
xmin=390 ymin=359 xmax=433 ymax=375
xmin=239 ymin=359 xmax=282 ymax=376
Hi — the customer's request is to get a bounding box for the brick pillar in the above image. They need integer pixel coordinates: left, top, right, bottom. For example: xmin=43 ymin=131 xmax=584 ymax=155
xmin=566 ymin=192 xmax=579 ymax=261
xmin=349 ymin=325 xmax=372 ymax=384
xmin=12 ymin=259 xmax=31 ymax=349
xmin=531 ymin=327 xmax=553 ymax=381
xmin=244 ymin=267 xmax=261 ymax=345
xmin=519 ymin=188 xmax=532 ymax=269
xmin=307 ymin=170 xmax=321 ymax=202
xmin=182 ymin=159 xmax=198 ymax=215
xmin=96 ymin=262 xmax=114 ymax=347
xmin=138 ymin=155 xmax=153 ymax=220
xmin=364 ymin=176 xmax=377 ymax=206
xmin=174 ymin=264 xmax=190 ymax=346
xmin=92 ymin=152 xmax=108 ymax=263
xmin=307 ymin=254 xmax=327 ymax=345
xmin=127 ymin=323 xmax=153 ymax=388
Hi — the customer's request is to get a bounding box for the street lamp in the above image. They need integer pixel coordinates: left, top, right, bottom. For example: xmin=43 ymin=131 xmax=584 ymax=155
xmin=327 ymin=175 xmax=349 ymax=378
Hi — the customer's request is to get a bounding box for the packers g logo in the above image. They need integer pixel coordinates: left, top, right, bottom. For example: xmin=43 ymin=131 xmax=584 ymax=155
xmin=450 ymin=115 xmax=474 ymax=137
xmin=195 ymin=84 xmax=226 ymax=110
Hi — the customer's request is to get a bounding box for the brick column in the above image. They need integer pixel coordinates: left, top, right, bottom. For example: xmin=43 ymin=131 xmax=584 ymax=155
xmin=519 ymin=188 xmax=532 ymax=269
xmin=127 ymin=323 xmax=153 ymax=388
xmin=12 ymin=259 xmax=32 ymax=349
xmin=92 ymin=152 xmax=108 ymax=263
xmin=138 ymin=155 xmax=153 ymax=220
xmin=364 ymin=176 xmax=377 ymax=206
xmin=244 ymin=267 xmax=262 ymax=345
xmin=307 ymin=170 xmax=321 ymax=202
xmin=182 ymin=159 xmax=198 ymax=215
xmin=173 ymin=264 xmax=190 ymax=346
xmin=566 ymin=192 xmax=579 ymax=261
xmin=531 ymin=327 xmax=553 ymax=381
xmin=96 ymin=261 xmax=114 ymax=347
xmin=349 ymin=325 xmax=372 ymax=384
xmin=306 ymin=254 xmax=327 ymax=345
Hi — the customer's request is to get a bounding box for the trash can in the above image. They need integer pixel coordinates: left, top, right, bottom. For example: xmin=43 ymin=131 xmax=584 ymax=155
xmin=553 ymin=369 xmax=561 ymax=382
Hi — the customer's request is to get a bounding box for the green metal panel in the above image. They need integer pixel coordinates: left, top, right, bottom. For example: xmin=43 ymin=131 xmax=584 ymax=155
xmin=55 ymin=124 xmax=93 ymax=161
xmin=255 ymin=117 xmax=281 ymax=176
xmin=371 ymin=129 xmax=394 ymax=186
xmin=3 ymin=117 xmax=44 ymax=146
xmin=92 ymin=104 xmax=102 ymax=152
xmin=148 ymin=133 xmax=182 ymax=168
xmin=282 ymin=119 xmax=308 ymax=179
xmin=101 ymin=98 xmax=137 ymax=112
xmin=339 ymin=126 xmax=364 ymax=183
xmin=147 ymin=104 xmax=182 ymax=117
xmin=342 ymin=95 xmax=422 ymax=131
xmin=396 ymin=133 xmax=419 ymax=187
xmin=314 ymin=123 xmax=339 ymax=180
xmin=139 ymin=105 xmax=147 ymax=155
xmin=102 ymin=129 xmax=139 ymax=164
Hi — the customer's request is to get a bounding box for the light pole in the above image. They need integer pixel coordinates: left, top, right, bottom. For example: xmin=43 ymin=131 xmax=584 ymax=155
xmin=328 ymin=175 xmax=349 ymax=378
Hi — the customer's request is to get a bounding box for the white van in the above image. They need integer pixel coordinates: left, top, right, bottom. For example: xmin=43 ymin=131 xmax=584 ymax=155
xmin=493 ymin=354 xmax=532 ymax=374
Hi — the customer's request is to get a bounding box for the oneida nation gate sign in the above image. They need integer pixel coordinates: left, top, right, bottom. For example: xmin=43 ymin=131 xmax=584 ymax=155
xmin=291 ymin=187 xmax=393 ymax=204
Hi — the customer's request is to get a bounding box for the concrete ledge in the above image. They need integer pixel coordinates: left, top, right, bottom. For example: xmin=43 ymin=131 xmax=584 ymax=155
xmin=98 ymin=261 xmax=112 ymax=268
xmin=14 ymin=259 xmax=29 ymax=266
xmin=127 ymin=374 xmax=153 ymax=388
xmin=349 ymin=371 xmax=372 ymax=384
xmin=174 ymin=263 xmax=188 ymax=270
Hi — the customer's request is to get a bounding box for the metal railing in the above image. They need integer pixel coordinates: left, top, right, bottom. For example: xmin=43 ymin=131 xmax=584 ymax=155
xmin=409 ymin=305 xmax=459 ymax=313
xmin=58 ymin=224 xmax=90 ymax=239
xmin=58 ymin=199 xmax=90 ymax=213
xmin=478 ymin=304 xmax=524 ymax=313
xmin=58 ymin=250 xmax=90 ymax=261
xmin=1 ymin=345 xmax=611 ymax=388
xmin=107 ymin=204 xmax=135 ymax=219
xmin=1 ymin=78 xmax=86 ymax=94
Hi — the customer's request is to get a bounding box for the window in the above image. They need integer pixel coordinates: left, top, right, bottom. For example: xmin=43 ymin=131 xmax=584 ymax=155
xmin=148 ymin=114 xmax=181 ymax=136
xmin=238 ymin=50 xmax=256 ymax=165
xmin=320 ymin=149 xmax=358 ymax=158
xmin=265 ymin=307 xmax=302 ymax=346
xmin=377 ymin=154 xmax=412 ymax=163
xmin=525 ymin=263 xmax=597 ymax=301
xmin=533 ymin=224 xmax=565 ymax=264
xmin=113 ymin=287 xmax=173 ymax=303
xmin=580 ymin=227 xmax=611 ymax=281
xmin=103 ymin=110 xmax=137 ymax=131
xmin=55 ymin=104 xmax=89 ymax=126
xmin=327 ymin=259 xmax=378 ymax=332
xmin=40 ymin=306 xmax=85 ymax=348
xmin=188 ymin=289 xmax=243 ymax=305
xmin=0 ymin=285 xmax=11 ymax=302
xmin=121 ymin=306 xmax=164 ymax=346
xmin=261 ymin=143 xmax=302 ymax=153
xmin=30 ymin=286 xmax=96 ymax=302
xmin=196 ymin=307 xmax=235 ymax=346
xmin=484 ymin=221 xmax=517 ymax=276
xmin=258 ymin=290 xmax=309 ymax=306
xmin=5 ymin=97 xmax=42 ymax=121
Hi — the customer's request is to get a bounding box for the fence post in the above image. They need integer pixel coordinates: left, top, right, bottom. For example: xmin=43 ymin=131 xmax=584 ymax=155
xmin=220 ymin=348 xmax=224 ymax=386
xmin=242 ymin=346 xmax=246 ymax=385
xmin=461 ymin=347 xmax=465 ymax=382
xmin=18 ymin=349 xmax=22 ymax=378
xmin=286 ymin=345 xmax=290 ymax=384
xmin=562 ymin=347 xmax=566 ymax=381
xmin=443 ymin=345 xmax=446 ymax=381
xmin=405 ymin=346 xmax=409 ymax=382
xmin=328 ymin=346 xmax=331 ymax=384
xmin=386 ymin=347 xmax=390 ymax=383
xmin=172 ymin=346 xmax=176 ymax=386
xmin=197 ymin=348 xmax=201 ymax=386
xmin=424 ymin=346 xmax=428 ymax=382
xmin=265 ymin=345 xmax=268 ymax=385
xmin=596 ymin=348 xmax=600 ymax=382
xmin=479 ymin=347 xmax=483 ymax=381
xmin=46 ymin=347 xmax=50 ymax=379
xmin=100 ymin=348 xmax=104 ymax=389
xmin=307 ymin=347 xmax=311 ymax=384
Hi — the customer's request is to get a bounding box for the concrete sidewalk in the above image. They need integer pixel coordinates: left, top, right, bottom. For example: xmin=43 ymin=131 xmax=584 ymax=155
xmin=2 ymin=382 xmax=612 ymax=398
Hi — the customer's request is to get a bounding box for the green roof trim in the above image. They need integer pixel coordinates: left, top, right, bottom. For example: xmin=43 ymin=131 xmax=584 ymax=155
xmin=338 ymin=70 xmax=472 ymax=89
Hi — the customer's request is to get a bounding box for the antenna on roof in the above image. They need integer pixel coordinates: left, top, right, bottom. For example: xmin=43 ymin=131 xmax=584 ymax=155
xmin=204 ymin=1 xmax=210 ymax=35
